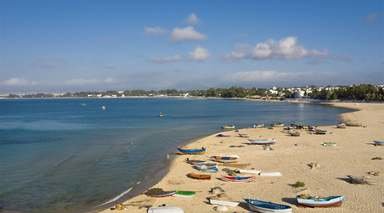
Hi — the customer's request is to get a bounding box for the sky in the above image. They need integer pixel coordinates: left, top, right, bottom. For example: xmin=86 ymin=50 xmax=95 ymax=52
xmin=0 ymin=0 xmax=383 ymax=92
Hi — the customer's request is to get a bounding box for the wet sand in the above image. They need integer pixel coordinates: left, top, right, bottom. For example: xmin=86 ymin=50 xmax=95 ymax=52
xmin=99 ymin=102 xmax=384 ymax=213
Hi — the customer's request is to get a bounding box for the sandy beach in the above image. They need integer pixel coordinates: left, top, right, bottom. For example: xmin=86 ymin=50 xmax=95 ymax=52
xmin=99 ymin=102 xmax=384 ymax=213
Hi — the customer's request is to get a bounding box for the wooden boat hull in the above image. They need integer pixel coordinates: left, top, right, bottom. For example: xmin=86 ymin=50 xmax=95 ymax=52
xmin=245 ymin=199 xmax=292 ymax=213
xmin=187 ymin=173 xmax=211 ymax=180
xmin=297 ymin=196 xmax=344 ymax=208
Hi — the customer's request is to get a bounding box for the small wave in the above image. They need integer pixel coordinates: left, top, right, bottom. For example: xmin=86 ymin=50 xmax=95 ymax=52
xmin=96 ymin=187 xmax=133 ymax=207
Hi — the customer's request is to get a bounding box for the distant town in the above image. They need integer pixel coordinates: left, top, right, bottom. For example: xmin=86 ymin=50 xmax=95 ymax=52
xmin=1 ymin=84 xmax=384 ymax=101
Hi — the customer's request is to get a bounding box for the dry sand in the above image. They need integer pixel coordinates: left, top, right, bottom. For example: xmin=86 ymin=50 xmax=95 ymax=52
xmin=99 ymin=102 xmax=384 ymax=213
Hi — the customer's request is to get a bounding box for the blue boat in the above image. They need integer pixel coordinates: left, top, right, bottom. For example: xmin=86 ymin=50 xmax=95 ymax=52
xmin=177 ymin=147 xmax=206 ymax=155
xmin=244 ymin=199 xmax=292 ymax=213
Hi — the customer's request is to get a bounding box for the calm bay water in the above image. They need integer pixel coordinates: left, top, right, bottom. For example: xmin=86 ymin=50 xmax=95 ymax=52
xmin=0 ymin=98 xmax=351 ymax=213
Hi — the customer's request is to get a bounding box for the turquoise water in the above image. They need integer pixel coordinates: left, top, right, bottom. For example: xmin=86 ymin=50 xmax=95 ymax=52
xmin=0 ymin=98 xmax=351 ymax=213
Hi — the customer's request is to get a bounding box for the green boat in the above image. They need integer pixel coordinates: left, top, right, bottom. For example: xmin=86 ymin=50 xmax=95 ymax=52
xmin=174 ymin=191 xmax=196 ymax=198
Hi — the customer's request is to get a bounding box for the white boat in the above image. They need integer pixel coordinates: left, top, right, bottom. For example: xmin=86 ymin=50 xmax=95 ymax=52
xmin=101 ymin=105 xmax=106 ymax=110
xmin=297 ymin=195 xmax=344 ymax=207
xmin=209 ymin=198 xmax=239 ymax=207
xmin=236 ymin=169 xmax=261 ymax=175
xmin=147 ymin=206 xmax=184 ymax=213
xmin=259 ymin=172 xmax=282 ymax=177
xmin=373 ymin=140 xmax=384 ymax=146
xmin=247 ymin=138 xmax=276 ymax=145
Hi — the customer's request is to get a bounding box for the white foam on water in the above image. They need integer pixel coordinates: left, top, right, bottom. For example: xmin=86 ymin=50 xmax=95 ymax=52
xmin=96 ymin=187 xmax=133 ymax=207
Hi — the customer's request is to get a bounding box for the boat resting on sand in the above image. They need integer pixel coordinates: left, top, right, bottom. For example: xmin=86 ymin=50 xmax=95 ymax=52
xmin=210 ymin=155 xmax=240 ymax=163
xmin=187 ymin=173 xmax=211 ymax=180
xmin=145 ymin=188 xmax=176 ymax=197
xmin=314 ymin=129 xmax=327 ymax=135
xmin=220 ymin=162 xmax=250 ymax=169
xmin=174 ymin=191 xmax=196 ymax=198
xmin=209 ymin=198 xmax=239 ymax=207
xmin=220 ymin=175 xmax=255 ymax=182
xmin=147 ymin=206 xmax=184 ymax=213
xmin=373 ymin=140 xmax=384 ymax=146
xmin=244 ymin=198 xmax=292 ymax=213
xmin=235 ymin=169 xmax=261 ymax=175
xmin=247 ymin=138 xmax=276 ymax=145
xmin=336 ymin=123 xmax=346 ymax=128
xmin=296 ymin=195 xmax=344 ymax=207
xmin=259 ymin=172 xmax=282 ymax=177
xmin=177 ymin=147 xmax=206 ymax=155
xmin=194 ymin=164 xmax=219 ymax=173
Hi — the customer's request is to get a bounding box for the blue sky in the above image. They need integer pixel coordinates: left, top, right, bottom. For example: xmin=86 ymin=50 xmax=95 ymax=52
xmin=0 ymin=0 xmax=383 ymax=92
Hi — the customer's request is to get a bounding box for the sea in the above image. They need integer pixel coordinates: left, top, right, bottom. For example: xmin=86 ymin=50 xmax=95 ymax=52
xmin=0 ymin=98 xmax=352 ymax=213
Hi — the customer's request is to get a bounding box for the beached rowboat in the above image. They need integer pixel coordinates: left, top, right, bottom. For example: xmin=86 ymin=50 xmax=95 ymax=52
xmin=145 ymin=188 xmax=176 ymax=197
xmin=147 ymin=206 xmax=184 ymax=213
xmin=296 ymin=195 xmax=344 ymax=207
xmin=209 ymin=198 xmax=239 ymax=207
xmin=259 ymin=172 xmax=282 ymax=177
xmin=244 ymin=198 xmax=292 ymax=213
xmin=314 ymin=129 xmax=327 ymax=135
xmin=174 ymin=191 xmax=196 ymax=198
xmin=193 ymin=164 xmax=219 ymax=173
xmin=220 ymin=162 xmax=250 ymax=168
xmin=177 ymin=147 xmax=206 ymax=155
xmin=220 ymin=175 xmax=255 ymax=182
xmin=247 ymin=139 xmax=276 ymax=145
xmin=186 ymin=172 xmax=211 ymax=180
xmin=210 ymin=154 xmax=240 ymax=163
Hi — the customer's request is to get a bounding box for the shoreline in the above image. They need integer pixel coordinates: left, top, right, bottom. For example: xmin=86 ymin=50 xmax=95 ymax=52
xmin=98 ymin=102 xmax=384 ymax=213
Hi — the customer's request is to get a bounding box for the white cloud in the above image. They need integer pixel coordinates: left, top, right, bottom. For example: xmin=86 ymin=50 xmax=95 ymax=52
xmin=189 ymin=46 xmax=209 ymax=61
xmin=226 ymin=36 xmax=327 ymax=60
xmin=144 ymin=26 xmax=167 ymax=35
xmin=1 ymin=78 xmax=37 ymax=86
xmin=171 ymin=26 xmax=206 ymax=42
xmin=65 ymin=78 xmax=116 ymax=85
xmin=227 ymin=70 xmax=289 ymax=82
xmin=186 ymin=13 xmax=199 ymax=25
xmin=151 ymin=55 xmax=183 ymax=64
xmin=151 ymin=47 xmax=209 ymax=63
